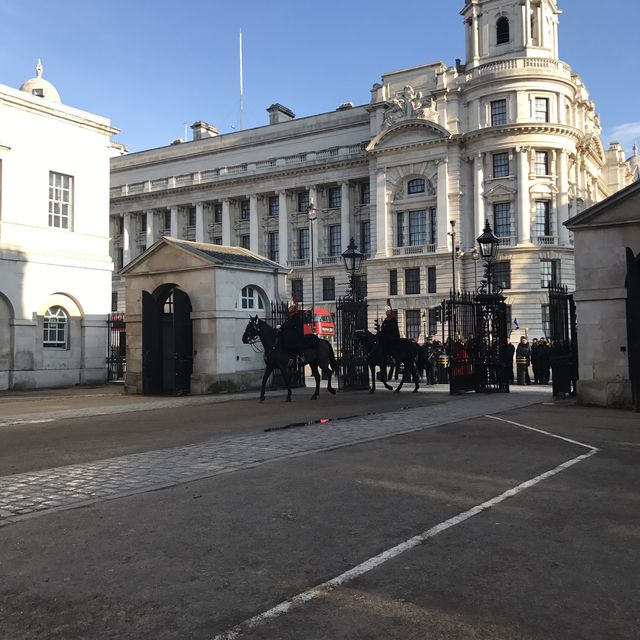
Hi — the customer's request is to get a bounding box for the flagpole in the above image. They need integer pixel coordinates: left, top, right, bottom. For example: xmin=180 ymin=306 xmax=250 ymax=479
xmin=239 ymin=29 xmax=244 ymax=130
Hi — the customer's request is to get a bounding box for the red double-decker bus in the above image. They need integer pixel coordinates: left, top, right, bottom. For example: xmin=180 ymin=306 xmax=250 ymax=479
xmin=303 ymin=307 xmax=335 ymax=338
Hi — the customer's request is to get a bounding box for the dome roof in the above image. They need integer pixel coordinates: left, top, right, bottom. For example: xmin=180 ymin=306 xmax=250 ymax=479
xmin=19 ymin=60 xmax=61 ymax=103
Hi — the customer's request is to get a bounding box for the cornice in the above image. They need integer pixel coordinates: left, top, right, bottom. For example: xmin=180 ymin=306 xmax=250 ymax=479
xmin=462 ymin=123 xmax=583 ymax=144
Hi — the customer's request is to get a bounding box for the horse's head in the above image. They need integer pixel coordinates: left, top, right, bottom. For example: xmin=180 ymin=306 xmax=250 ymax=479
xmin=241 ymin=315 xmax=260 ymax=344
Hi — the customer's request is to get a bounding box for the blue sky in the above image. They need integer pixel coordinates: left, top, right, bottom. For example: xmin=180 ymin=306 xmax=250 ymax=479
xmin=1 ymin=0 xmax=638 ymax=154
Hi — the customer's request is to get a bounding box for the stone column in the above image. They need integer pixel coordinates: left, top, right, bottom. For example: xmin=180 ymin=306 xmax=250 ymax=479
xmin=473 ymin=154 xmax=485 ymax=241
xmin=523 ymin=0 xmax=531 ymax=46
xmin=437 ymin=159 xmax=449 ymax=250
xmin=195 ymin=202 xmax=205 ymax=243
xmin=557 ymin=150 xmax=570 ymax=246
xmin=375 ymin=169 xmax=389 ymax=258
xmin=145 ymin=209 xmax=157 ymax=247
xmin=222 ymin=199 xmax=231 ymax=246
xmin=123 ymin=212 xmax=133 ymax=266
xmin=340 ymin=182 xmax=351 ymax=249
xmin=309 ymin=186 xmax=318 ymax=266
xmin=170 ymin=206 xmax=179 ymax=238
xmin=471 ymin=8 xmax=480 ymax=64
xmin=249 ymin=194 xmax=259 ymax=253
xmin=278 ymin=191 xmax=289 ymax=265
xmin=517 ymin=148 xmax=531 ymax=244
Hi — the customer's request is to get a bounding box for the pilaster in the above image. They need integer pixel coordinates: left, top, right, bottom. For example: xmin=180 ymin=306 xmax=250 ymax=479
xmin=278 ymin=191 xmax=289 ymax=265
xmin=195 ymin=202 xmax=205 ymax=243
xmin=170 ymin=206 xmax=179 ymax=239
xmin=145 ymin=209 xmax=157 ymax=248
xmin=340 ymin=182 xmax=351 ymax=250
xmin=123 ymin=212 xmax=133 ymax=266
xmin=249 ymin=195 xmax=259 ymax=253
xmin=222 ymin=199 xmax=231 ymax=246
xmin=473 ymin=154 xmax=485 ymax=241
xmin=558 ymin=150 xmax=570 ymax=246
xmin=309 ymin=186 xmax=319 ymax=266
xmin=517 ymin=147 xmax=532 ymax=245
xmin=375 ymin=170 xmax=389 ymax=259
xmin=437 ymin=159 xmax=449 ymax=250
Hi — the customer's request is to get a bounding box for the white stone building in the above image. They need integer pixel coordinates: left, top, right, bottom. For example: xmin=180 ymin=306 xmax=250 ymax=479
xmin=110 ymin=0 xmax=637 ymax=342
xmin=0 ymin=61 xmax=118 ymax=389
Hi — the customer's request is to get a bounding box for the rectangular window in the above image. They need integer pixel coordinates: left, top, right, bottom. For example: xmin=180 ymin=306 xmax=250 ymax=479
xmin=541 ymin=304 xmax=551 ymax=337
xmin=298 ymin=228 xmax=310 ymax=260
xmin=43 ymin=308 xmax=68 ymax=348
xmin=405 ymin=310 xmax=421 ymax=341
xmin=535 ymin=200 xmax=551 ymax=236
xmin=409 ymin=210 xmax=427 ymax=246
xmin=322 ymin=277 xmax=335 ymax=301
xmin=268 ymin=231 xmax=279 ymax=262
xmin=268 ymin=196 xmax=279 ymax=217
xmin=118 ymin=216 xmax=124 ymax=235
xmin=328 ymin=187 xmax=341 ymax=209
xmin=535 ymin=97 xmax=549 ymax=123
xmin=405 ymin=268 xmax=420 ymax=295
xmin=427 ymin=266 xmax=437 ymax=293
xmin=360 ymin=220 xmax=371 ymax=255
xmin=541 ymin=259 xmax=560 ymax=288
xmin=111 ymin=292 xmax=118 ymax=313
xmin=164 ymin=210 xmax=171 ymax=231
xmin=493 ymin=152 xmax=510 ymax=178
xmin=491 ymin=99 xmax=507 ymax=126
xmin=429 ymin=208 xmax=437 ymax=245
xmin=389 ymin=269 xmax=398 ymax=296
xmin=187 ymin=207 xmax=196 ymax=227
xmin=329 ymin=225 xmax=342 ymax=256
xmin=396 ymin=212 xmax=406 ymax=247
xmin=493 ymin=203 xmax=511 ymax=237
xmin=48 ymin=171 xmax=73 ymax=229
xmin=493 ymin=261 xmax=511 ymax=290
xmin=115 ymin=248 xmax=124 ymax=271
xmin=354 ymin=274 xmax=367 ymax=298
xmin=297 ymin=191 xmax=309 ymax=213
xmin=407 ymin=179 xmax=425 ymax=194
xmin=139 ymin=213 xmax=147 ymax=233
xmin=360 ymin=182 xmax=370 ymax=205
xmin=291 ymin=279 xmax=304 ymax=305
xmin=214 ymin=203 xmax=223 ymax=223
xmin=240 ymin=234 xmax=250 ymax=250
xmin=240 ymin=199 xmax=250 ymax=220
xmin=535 ymin=151 xmax=549 ymax=176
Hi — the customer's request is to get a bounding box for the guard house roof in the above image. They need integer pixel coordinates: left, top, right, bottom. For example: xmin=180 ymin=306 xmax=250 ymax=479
xmin=121 ymin=236 xmax=288 ymax=275
xmin=565 ymin=179 xmax=640 ymax=230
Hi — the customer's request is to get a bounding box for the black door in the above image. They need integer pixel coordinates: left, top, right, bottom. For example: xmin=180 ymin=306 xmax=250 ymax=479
xmin=172 ymin=288 xmax=193 ymax=395
xmin=142 ymin=291 xmax=162 ymax=394
xmin=626 ymin=248 xmax=640 ymax=412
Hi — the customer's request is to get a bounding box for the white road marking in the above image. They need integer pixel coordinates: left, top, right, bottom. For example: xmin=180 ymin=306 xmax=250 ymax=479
xmin=211 ymin=417 xmax=598 ymax=640
xmin=485 ymin=414 xmax=599 ymax=451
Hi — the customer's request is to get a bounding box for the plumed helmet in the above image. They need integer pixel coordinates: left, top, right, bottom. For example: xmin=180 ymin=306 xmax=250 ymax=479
xmin=384 ymin=305 xmax=392 ymax=314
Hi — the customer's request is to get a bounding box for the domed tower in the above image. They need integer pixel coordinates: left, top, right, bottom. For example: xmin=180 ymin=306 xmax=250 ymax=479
xmin=461 ymin=0 xmax=560 ymax=70
xmin=19 ymin=59 xmax=61 ymax=103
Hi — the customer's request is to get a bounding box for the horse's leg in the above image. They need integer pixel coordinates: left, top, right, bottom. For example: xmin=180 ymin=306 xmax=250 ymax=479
xmin=394 ymin=360 xmax=406 ymax=393
xmin=281 ymin=365 xmax=293 ymax=402
xmin=324 ymin=359 xmax=336 ymax=395
xmin=382 ymin=364 xmax=394 ymax=391
xmin=369 ymin=363 xmax=376 ymax=393
xmin=310 ymin=362 xmax=320 ymax=399
xmin=411 ymin=362 xmax=420 ymax=393
xmin=260 ymin=365 xmax=272 ymax=402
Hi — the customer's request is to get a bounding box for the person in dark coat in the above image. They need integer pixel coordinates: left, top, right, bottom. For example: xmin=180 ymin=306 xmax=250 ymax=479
xmin=379 ymin=303 xmax=400 ymax=356
xmin=530 ymin=338 xmax=540 ymax=383
xmin=515 ymin=336 xmax=531 ymax=385
xmin=537 ymin=337 xmax=551 ymax=384
xmin=501 ymin=337 xmax=516 ymax=384
xmin=279 ymin=300 xmax=306 ymax=358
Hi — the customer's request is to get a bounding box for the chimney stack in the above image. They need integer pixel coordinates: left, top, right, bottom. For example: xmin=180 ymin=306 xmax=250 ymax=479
xmin=191 ymin=121 xmax=219 ymax=141
xmin=267 ymin=103 xmax=295 ymax=125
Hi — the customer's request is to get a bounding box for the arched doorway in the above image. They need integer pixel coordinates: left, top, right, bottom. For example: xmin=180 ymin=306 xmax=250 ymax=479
xmin=0 ymin=293 xmax=14 ymax=390
xmin=142 ymin=284 xmax=193 ymax=395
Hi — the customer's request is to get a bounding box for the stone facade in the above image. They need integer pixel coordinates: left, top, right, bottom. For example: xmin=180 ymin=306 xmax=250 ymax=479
xmin=0 ymin=63 xmax=118 ymax=389
xmin=110 ymin=0 xmax=637 ymax=341
xmin=566 ymin=180 xmax=640 ymax=409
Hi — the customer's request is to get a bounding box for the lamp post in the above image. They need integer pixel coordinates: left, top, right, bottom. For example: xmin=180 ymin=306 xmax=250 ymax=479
xmin=308 ymin=200 xmax=318 ymax=332
xmin=448 ymin=220 xmax=457 ymax=295
xmin=342 ymin=237 xmax=365 ymax=300
xmin=476 ymin=219 xmax=501 ymax=295
xmin=472 ymin=248 xmax=480 ymax=290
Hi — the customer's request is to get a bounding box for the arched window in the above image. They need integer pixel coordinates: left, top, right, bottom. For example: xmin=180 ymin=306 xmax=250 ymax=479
xmin=240 ymin=286 xmax=265 ymax=311
xmin=43 ymin=306 xmax=68 ymax=348
xmin=497 ymin=17 xmax=510 ymax=45
xmin=407 ymin=178 xmax=425 ymax=195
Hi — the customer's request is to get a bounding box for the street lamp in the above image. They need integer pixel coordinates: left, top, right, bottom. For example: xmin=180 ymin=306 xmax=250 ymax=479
xmin=308 ymin=200 xmax=318 ymax=332
xmin=342 ymin=237 xmax=365 ymax=299
xmin=448 ymin=220 xmax=457 ymax=295
xmin=476 ymin=219 xmax=501 ymax=295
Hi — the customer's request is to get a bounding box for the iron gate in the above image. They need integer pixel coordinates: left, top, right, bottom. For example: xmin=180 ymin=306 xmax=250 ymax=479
xmin=106 ymin=313 xmax=126 ymax=381
xmin=446 ymin=291 xmax=510 ymax=394
xmin=335 ymin=295 xmax=369 ymax=391
xmin=548 ymin=284 xmax=578 ymax=398
xmin=626 ymin=248 xmax=640 ymax=412
xmin=269 ymin=302 xmax=305 ymax=389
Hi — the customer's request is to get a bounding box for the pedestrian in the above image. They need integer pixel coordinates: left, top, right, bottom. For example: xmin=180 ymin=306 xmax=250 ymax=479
xmin=515 ymin=336 xmax=531 ymax=385
xmin=531 ymin=337 xmax=540 ymax=383
xmin=502 ymin=337 xmax=515 ymax=384
xmin=537 ymin=337 xmax=551 ymax=384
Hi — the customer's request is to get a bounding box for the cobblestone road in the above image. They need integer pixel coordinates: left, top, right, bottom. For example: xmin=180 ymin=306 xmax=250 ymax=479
xmin=0 ymin=390 xmax=547 ymax=526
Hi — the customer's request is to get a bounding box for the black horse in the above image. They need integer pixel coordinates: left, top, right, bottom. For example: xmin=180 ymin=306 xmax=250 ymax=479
xmin=241 ymin=315 xmax=338 ymax=402
xmin=356 ymin=329 xmax=422 ymax=393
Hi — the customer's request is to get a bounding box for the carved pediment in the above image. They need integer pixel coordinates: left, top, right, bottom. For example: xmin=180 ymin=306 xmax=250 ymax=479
xmin=484 ymin=182 xmax=517 ymax=199
xmin=366 ymin=119 xmax=450 ymax=154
